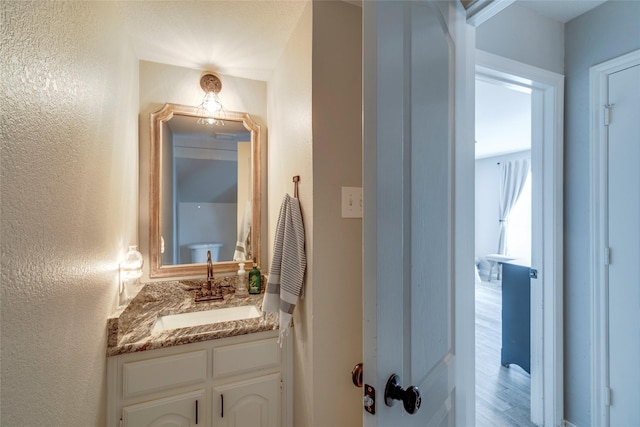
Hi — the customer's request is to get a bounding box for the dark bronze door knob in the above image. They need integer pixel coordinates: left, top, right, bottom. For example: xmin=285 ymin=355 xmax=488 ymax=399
xmin=384 ymin=374 xmax=421 ymax=414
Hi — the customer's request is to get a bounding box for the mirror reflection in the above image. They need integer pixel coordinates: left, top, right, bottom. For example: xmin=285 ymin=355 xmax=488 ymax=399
xmin=165 ymin=116 xmax=250 ymax=265
xmin=149 ymin=104 xmax=261 ymax=278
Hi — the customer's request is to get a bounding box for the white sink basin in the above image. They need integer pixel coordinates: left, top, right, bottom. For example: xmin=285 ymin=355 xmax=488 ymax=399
xmin=152 ymin=305 xmax=261 ymax=333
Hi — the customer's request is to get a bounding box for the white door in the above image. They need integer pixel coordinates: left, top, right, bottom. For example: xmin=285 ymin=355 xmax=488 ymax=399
xmin=607 ymin=63 xmax=640 ymax=426
xmin=363 ymin=1 xmax=475 ymax=425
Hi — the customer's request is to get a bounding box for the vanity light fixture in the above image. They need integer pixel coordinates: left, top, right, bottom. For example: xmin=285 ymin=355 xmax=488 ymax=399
xmin=196 ymin=73 xmax=225 ymax=126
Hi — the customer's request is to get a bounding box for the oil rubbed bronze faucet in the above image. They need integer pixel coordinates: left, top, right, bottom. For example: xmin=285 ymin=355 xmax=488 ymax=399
xmin=195 ymin=250 xmax=224 ymax=302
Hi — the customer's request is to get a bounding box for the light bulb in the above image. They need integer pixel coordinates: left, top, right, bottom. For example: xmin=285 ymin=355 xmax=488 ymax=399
xmin=203 ymin=93 xmax=222 ymax=114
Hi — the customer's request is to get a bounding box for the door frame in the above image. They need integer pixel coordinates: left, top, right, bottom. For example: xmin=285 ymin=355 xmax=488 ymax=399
xmin=589 ymin=48 xmax=640 ymax=427
xmin=475 ymin=50 xmax=564 ymax=426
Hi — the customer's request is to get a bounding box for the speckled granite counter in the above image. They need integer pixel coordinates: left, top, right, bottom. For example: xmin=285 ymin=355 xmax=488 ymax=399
xmin=107 ymin=277 xmax=275 ymax=357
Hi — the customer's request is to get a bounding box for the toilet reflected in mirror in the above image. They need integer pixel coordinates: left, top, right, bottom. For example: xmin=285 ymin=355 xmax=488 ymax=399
xmin=188 ymin=242 xmax=223 ymax=263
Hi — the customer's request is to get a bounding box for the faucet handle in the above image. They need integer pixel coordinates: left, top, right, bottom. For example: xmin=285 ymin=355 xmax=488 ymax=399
xmin=195 ymin=250 xmax=224 ymax=302
xmin=206 ymin=250 xmax=214 ymax=280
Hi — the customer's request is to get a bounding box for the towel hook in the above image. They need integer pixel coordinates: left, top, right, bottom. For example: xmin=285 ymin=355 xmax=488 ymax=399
xmin=293 ymin=175 xmax=300 ymax=198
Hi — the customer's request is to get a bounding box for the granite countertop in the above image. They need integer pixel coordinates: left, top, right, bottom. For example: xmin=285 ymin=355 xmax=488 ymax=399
xmin=107 ymin=276 xmax=275 ymax=357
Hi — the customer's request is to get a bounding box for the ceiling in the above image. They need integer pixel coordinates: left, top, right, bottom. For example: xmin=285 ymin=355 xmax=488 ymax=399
xmin=116 ymin=1 xmax=308 ymax=81
xmin=475 ymin=80 xmax=532 ymax=159
xmin=117 ymin=1 xmax=608 ymax=159
xmin=116 ymin=0 xmax=607 ymax=83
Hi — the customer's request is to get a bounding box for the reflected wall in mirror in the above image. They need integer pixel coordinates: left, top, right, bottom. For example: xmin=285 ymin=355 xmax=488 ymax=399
xmin=149 ymin=103 xmax=261 ymax=278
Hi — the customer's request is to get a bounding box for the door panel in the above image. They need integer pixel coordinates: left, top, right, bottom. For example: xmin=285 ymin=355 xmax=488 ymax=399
xmin=363 ymin=1 xmax=473 ymax=425
xmin=410 ymin=0 xmax=454 ymax=409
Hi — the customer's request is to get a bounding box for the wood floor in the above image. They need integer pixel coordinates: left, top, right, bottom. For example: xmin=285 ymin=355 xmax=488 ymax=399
xmin=476 ymin=279 xmax=536 ymax=427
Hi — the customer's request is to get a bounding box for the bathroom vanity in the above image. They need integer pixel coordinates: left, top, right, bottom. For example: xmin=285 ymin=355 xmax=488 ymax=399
xmin=106 ymin=280 xmax=291 ymax=427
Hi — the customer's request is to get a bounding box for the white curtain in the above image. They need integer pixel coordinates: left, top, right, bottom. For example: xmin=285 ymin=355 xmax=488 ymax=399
xmin=497 ymin=159 xmax=531 ymax=255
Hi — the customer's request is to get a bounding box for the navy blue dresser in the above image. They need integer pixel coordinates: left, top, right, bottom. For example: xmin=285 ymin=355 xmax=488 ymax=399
xmin=501 ymin=261 xmax=531 ymax=374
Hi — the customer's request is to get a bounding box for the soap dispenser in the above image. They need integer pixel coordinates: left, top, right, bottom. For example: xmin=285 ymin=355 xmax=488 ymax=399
xmin=235 ymin=262 xmax=249 ymax=298
xmin=248 ymin=258 xmax=261 ymax=294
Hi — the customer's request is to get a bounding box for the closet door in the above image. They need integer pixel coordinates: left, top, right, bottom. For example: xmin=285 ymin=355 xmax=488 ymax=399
xmin=607 ymin=63 xmax=640 ymax=427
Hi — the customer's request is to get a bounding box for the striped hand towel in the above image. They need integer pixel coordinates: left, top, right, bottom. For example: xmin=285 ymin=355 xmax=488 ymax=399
xmin=262 ymin=194 xmax=306 ymax=343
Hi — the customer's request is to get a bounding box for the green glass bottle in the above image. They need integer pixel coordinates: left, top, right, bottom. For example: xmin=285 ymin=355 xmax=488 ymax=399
xmin=248 ymin=259 xmax=261 ymax=294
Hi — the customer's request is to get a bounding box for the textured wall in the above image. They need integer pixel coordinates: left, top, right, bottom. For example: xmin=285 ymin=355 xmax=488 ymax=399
xmin=311 ymin=2 xmax=363 ymax=426
xmin=268 ymin=2 xmax=363 ymax=425
xmin=564 ymin=2 xmax=640 ymax=425
xmin=268 ymin=3 xmax=314 ymax=425
xmin=1 ymin=2 xmax=138 ymax=425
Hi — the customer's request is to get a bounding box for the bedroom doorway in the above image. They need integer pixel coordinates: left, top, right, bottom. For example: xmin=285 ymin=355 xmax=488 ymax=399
xmin=474 ymin=72 xmax=533 ymax=426
xmin=474 ymin=50 xmax=564 ymax=426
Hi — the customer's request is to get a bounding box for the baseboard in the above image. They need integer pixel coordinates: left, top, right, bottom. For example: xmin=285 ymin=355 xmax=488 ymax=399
xmin=563 ymin=420 xmax=579 ymax=427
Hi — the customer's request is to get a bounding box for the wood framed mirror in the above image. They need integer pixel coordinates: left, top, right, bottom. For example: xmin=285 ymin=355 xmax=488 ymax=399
xmin=149 ymin=103 xmax=261 ymax=278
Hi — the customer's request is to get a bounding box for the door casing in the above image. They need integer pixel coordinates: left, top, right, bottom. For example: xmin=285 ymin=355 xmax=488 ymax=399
xmin=475 ymin=49 xmax=565 ymax=427
xmin=589 ymin=48 xmax=640 ymax=427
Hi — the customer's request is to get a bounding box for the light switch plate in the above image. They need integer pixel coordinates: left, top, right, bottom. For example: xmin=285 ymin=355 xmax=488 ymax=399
xmin=341 ymin=187 xmax=363 ymax=218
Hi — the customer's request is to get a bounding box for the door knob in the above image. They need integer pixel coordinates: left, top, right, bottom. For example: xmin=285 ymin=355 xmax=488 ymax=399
xmin=351 ymin=363 xmax=363 ymax=387
xmin=384 ymin=374 xmax=421 ymax=414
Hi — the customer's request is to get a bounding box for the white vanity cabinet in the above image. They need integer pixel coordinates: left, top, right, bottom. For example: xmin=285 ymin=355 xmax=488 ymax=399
xmin=213 ymin=373 xmax=281 ymax=427
xmin=122 ymin=389 xmax=206 ymax=427
xmin=107 ymin=331 xmax=290 ymax=427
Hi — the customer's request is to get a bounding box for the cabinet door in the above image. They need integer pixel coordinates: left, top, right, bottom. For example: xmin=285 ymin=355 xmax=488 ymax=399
xmin=214 ymin=373 xmax=280 ymax=427
xmin=123 ymin=389 xmax=205 ymax=427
